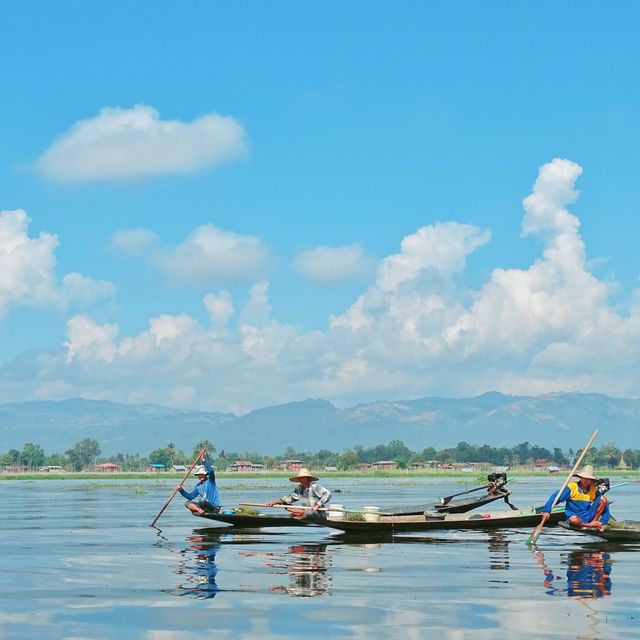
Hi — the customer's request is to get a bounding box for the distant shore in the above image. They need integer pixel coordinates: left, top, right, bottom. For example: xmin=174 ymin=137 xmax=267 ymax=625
xmin=2 ymin=469 xmax=638 ymax=481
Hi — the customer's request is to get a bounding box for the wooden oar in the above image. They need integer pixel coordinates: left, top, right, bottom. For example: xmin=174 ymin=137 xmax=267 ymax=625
xmin=527 ymin=430 xmax=598 ymax=545
xmin=150 ymin=448 xmax=205 ymax=527
xmin=239 ymin=502 xmax=331 ymax=511
xmin=238 ymin=502 xmax=392 ymax=515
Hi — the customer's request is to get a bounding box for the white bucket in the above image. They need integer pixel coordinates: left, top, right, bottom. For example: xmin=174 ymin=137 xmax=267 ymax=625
xmin=363 ymin=506 xmax=381 ymax=522
xmin=327 ymin=504 xmax=345 ymax=520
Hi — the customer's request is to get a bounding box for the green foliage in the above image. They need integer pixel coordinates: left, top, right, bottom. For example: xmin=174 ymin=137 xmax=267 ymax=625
xmin=20 ymin=443 xmax=46 ymax=469
xmin=193 ymin=440 xmax=216 ymax=460
xmin=111 ymin=452 xmax=144 ymax=471
xmin=65 ymin=438 xmax=101 ymax=471
xmin=337 ymin=450 xmax=359 ymax=470
xmin=2 ymin=437 xmax=639 ymax=473
xmin=148 ymin=447 xmax=172 ymax=467
xmin=0 ymin=449 xmax=20 ymax=467
xmin=46 ymin=453 xmax=69 ymax=468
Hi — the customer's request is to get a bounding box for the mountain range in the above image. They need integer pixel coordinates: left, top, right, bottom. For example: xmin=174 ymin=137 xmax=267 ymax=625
xmin=1 ymin=392 xmax=639 ymax=456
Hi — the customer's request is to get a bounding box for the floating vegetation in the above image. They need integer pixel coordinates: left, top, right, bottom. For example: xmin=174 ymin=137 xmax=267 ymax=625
xmin=233 ymin=506 xmax=260 ymax=515
xmin=347 ymin=513 xmax=365 ymax=522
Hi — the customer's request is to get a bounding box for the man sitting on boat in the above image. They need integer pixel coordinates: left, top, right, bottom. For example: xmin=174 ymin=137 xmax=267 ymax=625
xmin=539 ymin=465 xmax=611 ymax=532
xmin=178 ymin=452 xmax=221 ymax=516
xmin=267 ymin=468 xmax=331 ymax=519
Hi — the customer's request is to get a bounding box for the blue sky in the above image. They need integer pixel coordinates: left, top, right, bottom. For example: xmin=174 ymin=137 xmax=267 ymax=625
xmin=2 ymin=2 xmax=640 ymax=413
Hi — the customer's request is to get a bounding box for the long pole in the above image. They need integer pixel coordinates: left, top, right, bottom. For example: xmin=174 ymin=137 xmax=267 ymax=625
xmin=528 ymin=430 xmax=598 ymax=545
xmin=150 ymin=448 xmax=205 ymax=527
xmin=238 ymin=502 xmax=393 ymax=515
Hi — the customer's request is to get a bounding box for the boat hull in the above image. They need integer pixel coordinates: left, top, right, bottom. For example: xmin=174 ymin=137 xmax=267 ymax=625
xmin=321 ymin=506 xmax=565 ymax=534
xmin=197 ymin=512 xmax=313 ymax=528
xmin=559 ymin=520 xmax=640 ymax=541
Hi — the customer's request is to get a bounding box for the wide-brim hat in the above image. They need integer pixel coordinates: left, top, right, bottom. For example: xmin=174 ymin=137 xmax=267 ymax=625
xmin=289 ymin=467 xmax=318 ymax=482
xmin=194 ymin=465 xmax=207 ymax=476
xmin=575 ymin=464 xmax=597 ymax=480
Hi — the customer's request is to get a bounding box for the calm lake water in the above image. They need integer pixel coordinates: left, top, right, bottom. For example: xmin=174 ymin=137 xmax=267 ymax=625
xmin=1 ymin=476 xmax=638 ymax=639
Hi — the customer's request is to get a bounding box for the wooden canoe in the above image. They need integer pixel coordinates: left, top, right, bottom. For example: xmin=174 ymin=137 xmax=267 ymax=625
xmin=196 ymin=511 xmax=315 ymax=528
xmin=320 ymin=505 xmax=565 ymax=534
xmin=558 ymin=520 xmax=640 ymax=541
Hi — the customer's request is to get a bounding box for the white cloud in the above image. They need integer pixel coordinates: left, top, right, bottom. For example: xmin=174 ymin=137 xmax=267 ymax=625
xmin=64 ymin=315 xmax=119 ymax=363
xmin=0 ymin=210 xmax=114 ymax=318
xmin=0 ymin=209 xmax=60 ymax=316
xmin=204 ymin=290 xmax=235 ymax=327
xmin=109 ymin=228 xmax=159 ymax=256
xmin=330 ymin=221 xmax=489 ymax=333
xmin=5 ymin=159 xmax=640 ymax=412
xmin=294 ymin=244 xmax=375 ymax=283
xmin=62 ymin=272 xmax=116 ymax=304
xmin=443 ymin=158 xmax=608 ymax=358
xmin=239 ymin=281 xmax=271 ymax=326
xmin=36 ymin=104 xmax=248 ymax=182
xmin=151 ymin=224 xmax=268 ymax=285
xmin=376 ymin=222 xmax=491 ymax=292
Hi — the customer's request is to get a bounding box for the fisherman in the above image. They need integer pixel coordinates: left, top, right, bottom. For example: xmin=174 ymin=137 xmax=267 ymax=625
xmin=267 ymin=468 xmax=331 ymax=519
xmin=178 ymin=451 xmax=221 ymax=516
xmin=539 ymin=465 xmax=611 ymax=532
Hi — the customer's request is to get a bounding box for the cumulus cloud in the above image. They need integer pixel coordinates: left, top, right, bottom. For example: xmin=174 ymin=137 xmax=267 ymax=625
xmin=62 ymin=273 xmax=116 ymax=304
xmin=331 ymin=221 xmax=490 ymax=333
xmin=0 ymin=209 xmax=114 ymax=318
xmin=239 ymin=281 xmax=272 ymax=326
xmin=5 ymin=159 xmax=640 ymax=411
xmin=294 ymin=244 xmax=375 ymax=283
xmin=64 ymin=315 xmax=119 ymax=363
xmin=151 ymin=224 xmax=269 ymax=285
xmin=35 ymin=104 xmax=248 ymax=182
xmin=204 ymin=290 xmax=235 ymax=327
xmin=0 ymin=209 xmax=60 ymax=315
xmin=443 ymin=158 xmax=606 ymax=357
xmin=377 ymin=222 xmax=491 ymax=292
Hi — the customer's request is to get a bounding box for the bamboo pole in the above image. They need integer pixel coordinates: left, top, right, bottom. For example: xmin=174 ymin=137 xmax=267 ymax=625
xmin=150 ymin=448 xmax=205 ymax=527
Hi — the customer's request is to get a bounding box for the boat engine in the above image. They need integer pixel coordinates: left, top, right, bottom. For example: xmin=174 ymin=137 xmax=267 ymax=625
xmin=487 ymin=472 xmax=508 ymax=492
xmin=596 ymin=477 xmax=610 ymax=495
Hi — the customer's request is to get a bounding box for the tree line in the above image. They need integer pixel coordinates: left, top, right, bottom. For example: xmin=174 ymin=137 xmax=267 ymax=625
xmin=1 ymin=437 xmax=638 ymax=471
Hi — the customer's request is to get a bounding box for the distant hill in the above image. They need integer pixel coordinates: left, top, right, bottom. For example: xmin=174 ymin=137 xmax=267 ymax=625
xmin=0 ymin=398 xmax=233 ymax=456
xmin=1 ymin=392 xmax=639 ymax=456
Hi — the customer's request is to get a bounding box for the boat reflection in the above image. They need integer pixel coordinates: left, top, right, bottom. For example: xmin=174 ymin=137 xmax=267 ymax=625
xmin=242 ymin=543 xmax=332 ymax=597
xmin=485 ymin=530 xmax=510 ymax=571
xmin=272 ymin=543 xmax=332 ymax=597
xmin=535 ymin=549 xmax=612 ymax=598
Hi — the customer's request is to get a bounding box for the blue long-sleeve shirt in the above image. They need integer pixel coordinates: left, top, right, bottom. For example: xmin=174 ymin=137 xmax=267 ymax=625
xmin=543 ymin=481 xmax=609 ymax=523
xmin=179 ymin=458 xmax=220 ymax=507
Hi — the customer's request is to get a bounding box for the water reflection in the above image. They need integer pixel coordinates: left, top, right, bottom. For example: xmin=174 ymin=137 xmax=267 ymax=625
xmin=243 ymin=543 xmax=332 ymax=597
xmin=535 ymin=549 xmax=612 ymax=598
xmin=172 ymin=532 xmax=223 ymax=599
xmin=486 ymin=530 xmax=510 ymax=571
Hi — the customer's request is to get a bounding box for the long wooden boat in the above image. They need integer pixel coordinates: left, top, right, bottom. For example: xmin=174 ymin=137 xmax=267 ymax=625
xmin=558 ymin=520 xmax=640 ymax=542
xmin=195 ymin=474 xmax=519 ymax=528
xmin=320 ymin=505 xmax=565 ymax=534
xmin=197 ymin=511 xmax=314 ymax=528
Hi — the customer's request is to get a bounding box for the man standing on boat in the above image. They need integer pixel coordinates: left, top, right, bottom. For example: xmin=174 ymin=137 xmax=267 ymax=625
xmin=267 ymin=468 xmax=331 ymax=519
xmin=539 ymin=465 xmax=611 ymax=532
xmin=178 ymin=452 xmax=221 ymax=516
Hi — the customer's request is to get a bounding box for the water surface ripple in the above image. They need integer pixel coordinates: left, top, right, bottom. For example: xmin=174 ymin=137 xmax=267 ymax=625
xmin=1 ymin=476 xmax=638 ymax=639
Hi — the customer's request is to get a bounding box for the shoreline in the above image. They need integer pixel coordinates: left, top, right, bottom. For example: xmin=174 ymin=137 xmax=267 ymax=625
xmin=2 ymin=469 xmax=638 ymax=481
